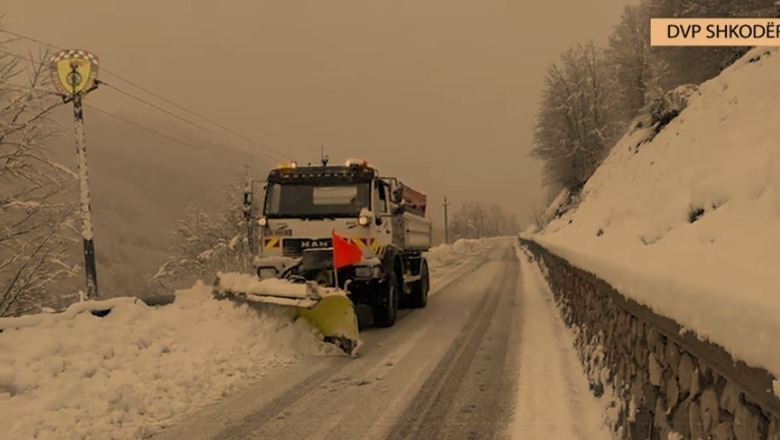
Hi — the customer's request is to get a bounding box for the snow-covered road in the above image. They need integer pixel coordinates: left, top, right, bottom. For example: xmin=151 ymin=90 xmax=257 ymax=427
xmin=152 ymin=243 xmax=516 ymax=440
xmin=151 ymin=241 xmax=611 ymax=440
xmin=0 ymin=238 xmax=611 ymax=439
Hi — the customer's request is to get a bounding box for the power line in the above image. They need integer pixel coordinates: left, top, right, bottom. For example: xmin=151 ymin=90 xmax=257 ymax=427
xmin=0 ymin=29 xmax=53 ymax=49
xmin=96 ymin=81 xmax=283 ymax=162
xmin=89 ymin=81 xmax=283 ymax=162
xmin=0 ymin=47 xmax=47 ymax=68
xmin=1 ymin=84 xmax=70 ymax=133
xmin=100 ymin=69 xmax=288 ymax=158
xmin=0 ymin=29 xmax=290 ymax=161
xmin=0 ymin=45 xmax=281 ymax=163
xmin=98 ymin=80 xmax=209 ymax=132
xmin=84 ymin=103 xmax=233 ymax=163
xmin=0 ymin=48 xmax=211 ymax=134
xmin=3 ymin=83 xmax=61 ymax=96
xmin=98 ymin=71 xmax=287 ymax=160
xmin=4 ymin=80 xmax=250 ymax=165
xmin=0 ymin=99 xmax=67 ymax=140
xmin=0 ymin=47 xmax=274 ymax=166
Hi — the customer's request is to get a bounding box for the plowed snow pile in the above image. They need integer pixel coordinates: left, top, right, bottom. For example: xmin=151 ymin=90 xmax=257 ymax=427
xmin=0 ymin=282 xmax=331 ymax=440
xmin=532 ymin=47 xmax=780 ymax=378
xmin=425 ymin=238 xmax=496 ymax=269
xmin=425 ymin=238 xmax=497 ymax=293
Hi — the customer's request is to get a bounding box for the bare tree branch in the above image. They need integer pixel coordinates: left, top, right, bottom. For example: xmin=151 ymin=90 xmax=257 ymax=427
xmin=0 ymin=38 xmax=78 ymax=316
xmin=532 ymin=42 xmax=620 ymax=189
xmin=153 ymin=175 xmax=253 ymax=290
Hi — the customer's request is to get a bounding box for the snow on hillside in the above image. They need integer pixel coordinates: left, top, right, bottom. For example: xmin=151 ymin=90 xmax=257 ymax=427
xmin=0 ymin=283 xmax=332 ymax=440
xmin=533 ymin=47 xmax=780 ymax=378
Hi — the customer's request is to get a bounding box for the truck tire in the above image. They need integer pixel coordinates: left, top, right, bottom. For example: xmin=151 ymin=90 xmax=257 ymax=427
xmin=374 ymin=270 xmax=399 ymax=328
xmin=407 ymin=260 xmax=429 ymax=308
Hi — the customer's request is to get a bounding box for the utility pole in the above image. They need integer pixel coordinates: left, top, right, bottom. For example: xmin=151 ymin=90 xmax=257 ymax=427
xmin=443 ymin=197 xmax=450 ymax=244
xmin=49 ymin=49 xmax=100 ymax=299
xmin=243 ymin=165 xmax=257 ymax=259
xmin=321 ymin=143 xmax=329 ymax=166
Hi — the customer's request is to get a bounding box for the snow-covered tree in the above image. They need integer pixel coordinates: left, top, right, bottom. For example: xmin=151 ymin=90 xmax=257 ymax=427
xmin=449 ymin=202 xmax=518 ymax=240
xmin=532 ymin=42 xmax=620 ymax=189
xmin=532 ymin=0 xmax=776 ymax=194
xmin=0 ymin=43 xmax=79 ymax=316
xmin=152 ymin=176 xmax=253 ymax=290
xmin=607 ymin=4 xmax=663 ymax=124
xmin=643 ymin=0 xmax=775 ymax=90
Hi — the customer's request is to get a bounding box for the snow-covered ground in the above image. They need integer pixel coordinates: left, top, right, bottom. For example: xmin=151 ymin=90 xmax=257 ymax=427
xmin=425 ymin=238 xmax=496 ymax=294
xmin=425 ymin=237 xmax=495 ymax=269
xmin=530 ymin=47 xmax=780 ymax=378
xmin=0 ymin=284 xmax=331 ymax=440
xmin=0 ymin=239 xmax=492 ymax=439
xmin=510 ymin=246 xmax=611 ymax=440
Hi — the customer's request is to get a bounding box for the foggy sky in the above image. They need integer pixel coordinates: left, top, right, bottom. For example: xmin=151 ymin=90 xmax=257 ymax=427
xmin=4 ymin=0 xmax=633 ymax=226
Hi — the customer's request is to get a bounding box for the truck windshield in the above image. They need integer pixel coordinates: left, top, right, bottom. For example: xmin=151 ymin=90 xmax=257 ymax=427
xmin=264 ymin=183 xmax=371 ymax=218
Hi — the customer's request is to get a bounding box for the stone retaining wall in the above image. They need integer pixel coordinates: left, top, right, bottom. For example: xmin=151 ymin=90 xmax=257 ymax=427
xmin=521 ymin=239 xmax=780 ymax=440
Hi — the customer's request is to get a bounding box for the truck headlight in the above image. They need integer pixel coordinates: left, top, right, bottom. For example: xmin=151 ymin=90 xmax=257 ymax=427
xmin=358 ymin=216 xmax=370 ymax=226
xmin=257 ymin=217 xmax=268 ymax=227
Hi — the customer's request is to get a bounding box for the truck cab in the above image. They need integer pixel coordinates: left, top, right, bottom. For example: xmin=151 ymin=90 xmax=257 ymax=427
xmin=250 ymin=159 xmax=431 ymax=327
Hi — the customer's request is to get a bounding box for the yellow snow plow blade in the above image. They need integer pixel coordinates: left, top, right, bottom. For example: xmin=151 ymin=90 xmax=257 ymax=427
xmin=212 ymin=272 xmax=360 ymax=356
xmin=297 ymin=295 xmax=359 ymax=354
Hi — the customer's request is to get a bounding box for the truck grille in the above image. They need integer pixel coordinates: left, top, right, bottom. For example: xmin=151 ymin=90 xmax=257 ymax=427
xmin=282 ymin=238 xmax=333 ymax=257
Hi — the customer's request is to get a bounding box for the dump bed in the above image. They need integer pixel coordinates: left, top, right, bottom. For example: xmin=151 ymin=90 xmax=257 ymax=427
xmin=401 ymin=211 xmax=432 ymax=251
xmin=387 ymin=180 xmax=430 ymax=251
xmin=399 ymin=182 xmax=427 ymax=217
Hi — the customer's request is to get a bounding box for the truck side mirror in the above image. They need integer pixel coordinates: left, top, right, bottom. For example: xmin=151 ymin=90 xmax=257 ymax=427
xmin=242 ymin=191 xmax=252 ymax=220
xmin=390 ymin=188 xmax=403 ymax=204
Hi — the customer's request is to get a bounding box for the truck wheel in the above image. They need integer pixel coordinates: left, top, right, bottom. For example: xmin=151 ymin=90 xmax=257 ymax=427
xmin=408 ymin=260 xmax=429 ymax=308
xmin=374 ymin=270 xmax=399 ymax=328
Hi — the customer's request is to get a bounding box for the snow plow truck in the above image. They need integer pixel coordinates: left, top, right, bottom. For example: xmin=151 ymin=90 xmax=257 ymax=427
xmin=213 ymin=158 xmax=432 ymax=355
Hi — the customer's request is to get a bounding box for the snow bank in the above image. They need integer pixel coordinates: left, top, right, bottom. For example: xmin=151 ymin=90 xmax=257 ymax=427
xmin=0 ymin=297 xmax=140 ymax=332
xmin=424 ymin=238 xmax=497 ymax=295
xmin=0 ymin=282 xmax=331 ymax=440
xmin=425 ymin=238 xmax=494 ymax=270
xmin=510 ymin=247 xmax=611 ymax=440
xmin=534 ymin=48 xmax=780 ymax=377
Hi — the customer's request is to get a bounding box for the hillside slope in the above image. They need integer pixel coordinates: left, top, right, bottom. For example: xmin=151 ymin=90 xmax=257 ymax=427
xmin=46 ymin=108 xmax=273 ymax=297
xmin=531 ymin=47 xmax=780 ymax=377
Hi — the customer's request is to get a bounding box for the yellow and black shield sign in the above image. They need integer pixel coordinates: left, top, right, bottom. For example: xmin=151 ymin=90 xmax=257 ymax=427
xmin=49 ymin=49 xmax=99 ymax=96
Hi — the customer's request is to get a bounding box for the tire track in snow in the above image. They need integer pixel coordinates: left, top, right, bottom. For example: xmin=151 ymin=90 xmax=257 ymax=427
xmin=208 ymin=251 xmax=493 ymax=440
xmin=384 ymin=246 xmax=520 ymax=440
xmin=428 ymin=249 xmax=492 ymax=298
xmin=188 ymin=246 xmax=498 ymax=440
xmin=507 ymin=247 xmax=610 ymax=440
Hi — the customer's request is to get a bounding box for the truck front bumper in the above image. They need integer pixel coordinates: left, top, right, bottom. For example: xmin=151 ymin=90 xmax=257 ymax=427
xmin=346 ymin=278 xmax=386 ymax=308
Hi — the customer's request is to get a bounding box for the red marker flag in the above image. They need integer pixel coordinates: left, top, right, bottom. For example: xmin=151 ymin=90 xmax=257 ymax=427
xmin=332 ymin=230 xmax=363 ymax=269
